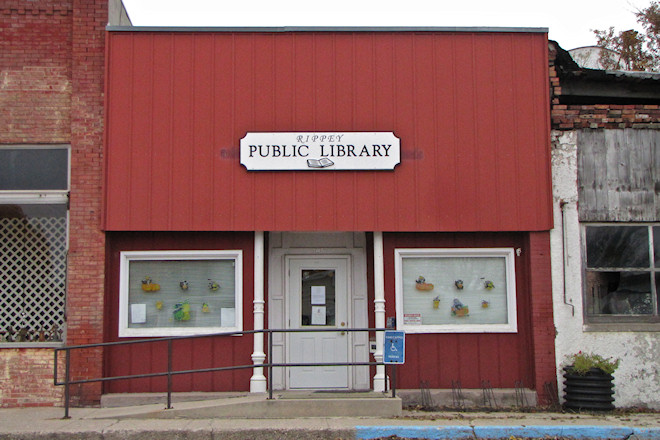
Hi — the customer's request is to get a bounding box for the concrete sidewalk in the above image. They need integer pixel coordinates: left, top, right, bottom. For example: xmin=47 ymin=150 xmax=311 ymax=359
xmin=0 ymin=405 xmax=658 ymax=439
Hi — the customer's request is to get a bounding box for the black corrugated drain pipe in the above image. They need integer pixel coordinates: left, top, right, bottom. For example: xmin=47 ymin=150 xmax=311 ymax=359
xmin=563 ymin=367 xmax=615 ymax=411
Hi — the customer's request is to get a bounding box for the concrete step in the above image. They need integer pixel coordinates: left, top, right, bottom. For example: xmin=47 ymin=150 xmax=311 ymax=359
xmin=98 ymin=391 xmax=402 ymax=419
xmin=398 ymin=388 xmax=538 ymax=409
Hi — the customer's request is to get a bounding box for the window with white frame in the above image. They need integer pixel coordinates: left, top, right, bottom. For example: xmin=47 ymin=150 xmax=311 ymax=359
xmin=0 ymin=146 xmax=69 ymax=344
xmin=584 ymin=224 xmax=660 ymax=323
xmin=119 ymin=250 xmax=243 ymax=337
xmin=395 ymin=248 xmax=517 ymax=333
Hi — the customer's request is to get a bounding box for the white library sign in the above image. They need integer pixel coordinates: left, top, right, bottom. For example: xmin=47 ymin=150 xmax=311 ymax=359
xmin=240 ymin=132 xmax=400 ymax=171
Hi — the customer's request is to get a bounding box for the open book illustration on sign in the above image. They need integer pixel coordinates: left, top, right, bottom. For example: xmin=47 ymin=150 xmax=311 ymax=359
xmin=307 ymin=158 xmax=335 ymax=168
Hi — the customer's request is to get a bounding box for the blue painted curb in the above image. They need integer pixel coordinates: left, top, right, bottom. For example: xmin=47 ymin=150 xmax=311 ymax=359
xmin=355 ymin=425 xmax=660 ymax=439
xmin=475 ymin=425 xmax=632 ymax=439
xmin=356 ymin=425 xmax=473 ymax=440
xmin=634 ymin=427 xmax=660 ymax=440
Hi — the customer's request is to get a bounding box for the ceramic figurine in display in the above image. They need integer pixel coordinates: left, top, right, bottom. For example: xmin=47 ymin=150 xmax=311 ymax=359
xmin=208 ymin=280 xmax=220 ymax=291
xmin=484 ymin=280 xmax=495 ymax=290
xmin=481 ymin=300 xmax=490 ymax=308
xmin=141 ymin=276 xmax=160 ymax=292
xmin=155 ymin=300 xmax=163 ymax=310
xmin=451 ymin=298 xmax=470 ymax=317
xmin=202 ymin=303 xmax=210 ymax=313
xmin=433 ymin=296 xmax=441 ymax=309
xmin=179 ymin=280 xmax=189 ymax=291
xmin=415 ymin=275 xmax=434 ymax=291
xmin=455 ymin=279 xmax=464 ymax=290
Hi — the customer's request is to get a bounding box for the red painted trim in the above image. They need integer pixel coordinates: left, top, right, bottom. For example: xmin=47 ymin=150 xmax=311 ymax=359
xmin=527 ymin=231 xmax=557 ymax=404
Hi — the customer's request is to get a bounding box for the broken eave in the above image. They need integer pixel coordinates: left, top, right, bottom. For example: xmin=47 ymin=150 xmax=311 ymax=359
xmin=552 ymin=40 xmax=660 ymax=105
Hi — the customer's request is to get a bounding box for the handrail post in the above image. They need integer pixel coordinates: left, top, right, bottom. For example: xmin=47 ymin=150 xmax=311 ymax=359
xmin=268 ymin=330 xmax=273 ymax=400
xmin=63 ymin=348 xmax=71 ymax=419
xmin=167 ymin=339 xmax=173 ymax=409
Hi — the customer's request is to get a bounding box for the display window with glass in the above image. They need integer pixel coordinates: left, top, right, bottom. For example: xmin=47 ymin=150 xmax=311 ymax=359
xmin=584 ymin=224 xmax=660 ymax=325
xmin=394 ymin=248 xmax=518 ymax=333
xmin=118 ymin=250 xmax=243 ymax=337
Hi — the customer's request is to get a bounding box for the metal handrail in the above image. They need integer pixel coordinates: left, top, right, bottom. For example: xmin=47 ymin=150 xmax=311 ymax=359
xmin=54 ymin=327 xmax=394 ymax=418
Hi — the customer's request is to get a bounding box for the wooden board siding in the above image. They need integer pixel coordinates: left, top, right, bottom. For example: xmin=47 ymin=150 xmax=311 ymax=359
xmin=103 ymin=232 xmax=254 ymax=393
xmin=105 ymin=31 xmax=552 ymax=232
xmin=578 ymin=129 xmax=660 ymax=222
xmin=383 ymin=232 xmax=536 ymax=389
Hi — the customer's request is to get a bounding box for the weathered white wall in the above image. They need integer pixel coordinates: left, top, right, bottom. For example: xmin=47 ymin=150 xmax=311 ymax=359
xmin=550 ymin=130 xmax=660 ymax=409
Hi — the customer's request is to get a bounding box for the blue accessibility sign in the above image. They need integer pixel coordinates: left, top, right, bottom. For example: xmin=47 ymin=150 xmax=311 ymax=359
xmin=383 ymin=330 xmax=405 ymax=364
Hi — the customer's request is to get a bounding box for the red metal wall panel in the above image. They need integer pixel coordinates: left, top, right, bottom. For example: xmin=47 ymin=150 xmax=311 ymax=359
xmin=103 ymin=232 xmax=255 ymax=393
xmin=105 ymin=31 xmax=552 ymax=232
xmin=383 ymin=232 xmax=535 ymax=389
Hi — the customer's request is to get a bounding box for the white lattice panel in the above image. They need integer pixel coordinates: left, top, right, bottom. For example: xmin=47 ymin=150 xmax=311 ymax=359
xmin=0 ymin=216 xmax=67 ymax=342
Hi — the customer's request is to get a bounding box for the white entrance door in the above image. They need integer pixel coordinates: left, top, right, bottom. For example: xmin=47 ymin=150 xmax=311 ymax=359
xmin=287 ymin=257 xmax=350 ymax=389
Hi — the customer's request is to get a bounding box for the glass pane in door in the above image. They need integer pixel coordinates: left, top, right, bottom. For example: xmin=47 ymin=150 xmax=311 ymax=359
xmin=301 ymin=269 xmax=335 ymax=326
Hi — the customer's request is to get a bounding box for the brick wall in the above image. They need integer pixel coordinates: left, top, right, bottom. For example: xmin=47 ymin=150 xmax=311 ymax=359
xmin=0 ymin=0 xmax=107 ymax=407
xmin=0 ymin=350 xmax=61 ymax=407
xmin=0 ymin=1 xmax=72 ymax=142
xmin=66 ymin=0 xmax=107 ymax=406
xmin=552 ymin=103 xmax=660 ymax=129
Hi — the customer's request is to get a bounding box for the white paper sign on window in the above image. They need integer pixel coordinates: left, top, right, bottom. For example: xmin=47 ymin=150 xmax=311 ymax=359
xmin=131 ymin=304 xmax=147 ymax=324
xmin=403 ymin=313 xmax=422 ymax=326
xmin=221 ymin=308 xmax=235 ymax=327
xmin=311 ymin=286 xmax=326 ymax=305
xmin=311 ymin=306 xmax=327 ymax=325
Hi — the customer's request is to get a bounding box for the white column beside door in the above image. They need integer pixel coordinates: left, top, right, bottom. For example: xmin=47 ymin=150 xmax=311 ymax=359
xmin=373 ymin=231 xmax=387 ymax=392
xmin=250 ymin=231 xmax=267 ymax=393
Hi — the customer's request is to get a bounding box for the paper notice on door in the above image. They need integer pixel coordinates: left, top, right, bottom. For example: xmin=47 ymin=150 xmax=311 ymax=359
xmin=311 ymin=286 xmax=326 ymax=305
xmin=131 ymin=304 xmax=147 ymax=324
xmin=311 ymin=306 xmax=326 ymax=325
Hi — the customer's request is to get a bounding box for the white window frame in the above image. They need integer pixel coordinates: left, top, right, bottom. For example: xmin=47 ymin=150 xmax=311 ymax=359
xmin=394 ymin=248 xmax=518 ymax=333
xmin=0 ymin=144 xmax=71 ymax=195
xmin=119 ymin=250 xmax=243 ymax=337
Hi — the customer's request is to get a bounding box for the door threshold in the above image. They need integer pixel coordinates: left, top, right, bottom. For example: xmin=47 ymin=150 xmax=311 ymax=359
xmin=276 ymin=390 xmax=388 ymax=399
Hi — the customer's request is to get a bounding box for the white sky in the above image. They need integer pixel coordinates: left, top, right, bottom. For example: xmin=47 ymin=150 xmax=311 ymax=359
xmin=122 ymin=0 xmax=650 ymax=50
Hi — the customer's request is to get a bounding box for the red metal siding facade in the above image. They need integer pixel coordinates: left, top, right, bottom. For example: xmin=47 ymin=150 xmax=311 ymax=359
xmin=382 ymin=232 xmax=537 ymax=390
xmin=105 ymin=31 xmax=552 ymax=232
xmin=103 ymin=230 xmax=555 ymax=396
xmin=103 ymin=232 xmax=255 ymax=393
xmin=101 ymin=29 xmax=556 ymax=399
